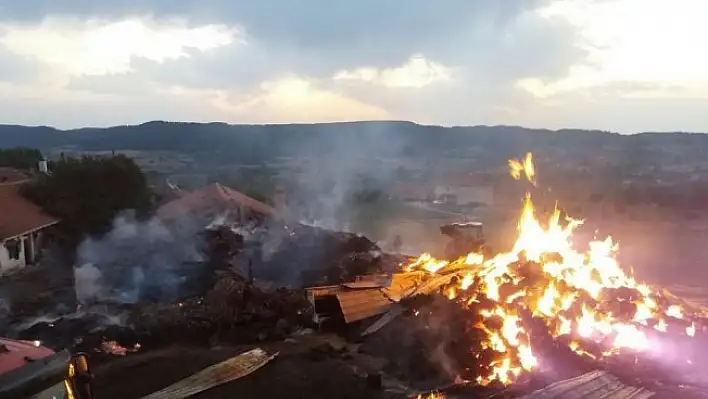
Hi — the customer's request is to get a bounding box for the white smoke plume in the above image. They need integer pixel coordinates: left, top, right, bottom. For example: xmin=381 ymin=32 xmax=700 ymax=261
xmin=74 ymin=211 xmax=206 ymax=305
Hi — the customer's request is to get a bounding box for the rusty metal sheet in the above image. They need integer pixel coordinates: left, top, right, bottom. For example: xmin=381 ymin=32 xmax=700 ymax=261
xmin=362 ymin=271 xmax=470 ymax=335
xmin=343 ymin=281 xmax=388 ymax=289
xmin=305 ymin=285 xmax=342 ymax=298
xmin=138 ymin=348 xmax=278 ymax=399
xmin=409 ymin=270 xmax=468 ymax=297
xmin=336 ymin=272 xmax=427 ymax=324
xmin=519 ymin=370 xmax=654 ymax=399
xmin=308 ymin=271 xmax=429 ymax=325
xmin=362 ymin=304 xmax=406 ymax=336
xmin=381 ymin=272 xmax=426 ymax=301
xmin=336 ymin=289 xmax=393 ymax=323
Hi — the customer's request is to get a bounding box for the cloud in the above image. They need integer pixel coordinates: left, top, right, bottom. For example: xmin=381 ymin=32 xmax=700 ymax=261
xmin=221 ymin=76 xmax=389 ymax=122
xmin=333 ymin=54 xmax=452 ymax=88
xmin=0 ymin=17 xmax=239 ymax=76
xmin=522 ymin=0 xmax=708 ymax=97
xmin=0 ymin=0 xmax=704 ymax=131
xmin=0 ymin=44 xmax=44 ymax=83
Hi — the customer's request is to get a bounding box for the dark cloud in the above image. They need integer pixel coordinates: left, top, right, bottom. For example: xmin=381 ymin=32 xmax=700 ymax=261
xmin=0 ymin=0 xmax=596 ymax=128
xmin=103 ymin=0 xmax=582 ymax=97
xmin=0 ymin=1 xmax=554 ymax=65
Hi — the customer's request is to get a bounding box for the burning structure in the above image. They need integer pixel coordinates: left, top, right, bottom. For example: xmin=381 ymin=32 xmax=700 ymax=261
xmin=352 ymin=152 xmax=708 ymax=397
xmin=304 ymin=152 xmax=708 ymax=398
xmin=6 ymin=153 xmax=708 ymax=398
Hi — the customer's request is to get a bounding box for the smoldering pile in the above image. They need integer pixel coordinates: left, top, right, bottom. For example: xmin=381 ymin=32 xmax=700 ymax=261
xmin=241 ymin=222 xmax=405 ymax=287
xmin=4 ymin=216 xmax=406 ymax=360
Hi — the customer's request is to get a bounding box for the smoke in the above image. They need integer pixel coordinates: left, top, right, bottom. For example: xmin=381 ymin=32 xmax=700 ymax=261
xmin=74 ymin=211 xmax=207 ymax=305
xmin=284 ymin=122 xmax=407 ymax=235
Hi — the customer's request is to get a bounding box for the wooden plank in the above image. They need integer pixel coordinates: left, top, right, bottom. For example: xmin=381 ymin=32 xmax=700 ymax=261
xmin=139 ymin=348 xmax=278 ymax=399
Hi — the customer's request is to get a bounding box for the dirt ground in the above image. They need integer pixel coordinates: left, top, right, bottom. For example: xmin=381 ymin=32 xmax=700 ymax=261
xmin=91 ymin=333 xmax=406 ymax=399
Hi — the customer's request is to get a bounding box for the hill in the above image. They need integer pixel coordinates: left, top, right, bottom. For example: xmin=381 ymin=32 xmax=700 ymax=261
xmin=0 ymin=120 xmax=705 ymax=167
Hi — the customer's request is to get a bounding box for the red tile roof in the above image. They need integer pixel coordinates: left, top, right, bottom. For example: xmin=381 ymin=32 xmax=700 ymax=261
xmin=0 ymin=338 xmax=56 ymax=375
xmin=0 ymin=182 xmax=59 ymax=241
xmin=156 ymin=183 xmax=274 ymax=220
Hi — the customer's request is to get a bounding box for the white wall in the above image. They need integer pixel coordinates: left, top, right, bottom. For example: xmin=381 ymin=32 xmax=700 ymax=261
xmin=433 ymin=185 xmax=495 ymax=205
xmin=456 ymin=186 xmax=494 ymax=205
xmin=0 ymin=238 xmax=26 ymax=274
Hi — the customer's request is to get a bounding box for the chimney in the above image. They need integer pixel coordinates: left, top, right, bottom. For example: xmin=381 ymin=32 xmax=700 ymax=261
xmin=38 ymin=157 xmax=49 ymax=174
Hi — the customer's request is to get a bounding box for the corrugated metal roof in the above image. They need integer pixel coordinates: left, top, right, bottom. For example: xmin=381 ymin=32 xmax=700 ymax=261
xmin=307 ymin=271 xmax=434 ymax=324
xmin=305 ymin=285 xmax=341 ymax=299
xmin=342 ymin=281 xmax=388 ymax=289
xmin=519 ymin=370 xmax=654 ymax=399
xmin=336 ymin=289 xmax=393 ymax=323
xmin=139 ymin=348 xmax=278 ymax=399
xmin=335 ymin=272 xmax=425 ymax=323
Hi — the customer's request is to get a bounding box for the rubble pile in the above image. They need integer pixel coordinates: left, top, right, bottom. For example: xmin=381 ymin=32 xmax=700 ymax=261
xmin=2 ymin=217 xmax=406 ymax=356
xmin=8 ymin=277 xmax=314 ymax=356
xmin=220 ymin=222 xmax=405 ymax=287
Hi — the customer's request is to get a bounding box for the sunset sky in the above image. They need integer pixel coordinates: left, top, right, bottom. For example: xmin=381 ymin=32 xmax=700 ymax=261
xmin=0 ymin=0 xmax=704 ymax=132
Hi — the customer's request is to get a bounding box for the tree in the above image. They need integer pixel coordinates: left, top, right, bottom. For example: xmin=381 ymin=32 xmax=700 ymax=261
xmin=0 ymin=147 xmax=43 ymax=170
xmin=22 ymin=155 xmax=153 ymax=245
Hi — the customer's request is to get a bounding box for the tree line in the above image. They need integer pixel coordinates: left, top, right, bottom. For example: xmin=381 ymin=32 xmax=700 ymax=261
xmin=5 ymin=151 xmax=154 ymax=251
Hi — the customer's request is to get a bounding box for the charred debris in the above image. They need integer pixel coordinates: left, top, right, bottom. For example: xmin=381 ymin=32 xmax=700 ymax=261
xmin=4 ymin=210 xmax=708 ymax=397
xmin=1 ymin=210 xmax=409 ymax=355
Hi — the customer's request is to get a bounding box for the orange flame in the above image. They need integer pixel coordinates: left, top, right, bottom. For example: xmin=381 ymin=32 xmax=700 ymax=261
xmin=508 ymin=152 xmax=535 ymax=186
xmin=406 ymin=152 xmax=700 ymax=386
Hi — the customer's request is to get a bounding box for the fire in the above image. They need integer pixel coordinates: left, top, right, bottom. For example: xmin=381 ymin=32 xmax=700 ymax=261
xmin=405 ymin=152 xmax=701 ymax=386
xmin=508 ymin=152 xmax=535 ymax=186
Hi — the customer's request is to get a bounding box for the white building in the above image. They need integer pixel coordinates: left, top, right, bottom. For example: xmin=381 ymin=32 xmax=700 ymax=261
xmin=433 ymin=185 xmax=495 ymax=206
xmin=0 ymin=178 xmax=59 ymax=274
xmin=433 ymin=174 xmax=495 ymax=206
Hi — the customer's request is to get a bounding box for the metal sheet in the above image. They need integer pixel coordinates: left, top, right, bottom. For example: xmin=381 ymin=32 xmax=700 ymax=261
xmin=362 ymin=304 xmax=406 ymax=336
xmin=336 ymin=289 xmax=393 ymax=323
xmin=362 ymin=271 xmax=468 ymax=335
xmin=0 ymin=349 xmax=71 ymax=399
xmin=335 ymin=272 xmax=426 ymax=324
xmin=343 ymin=281 xmax=388 ymax=289
xmin=305 ymin=285 xmax=342 ymax=298
xmin=519 ymin=370 xmax=654 ymax=399
xmin=381 ymin=272 xmax=426 ymax=301
xmin=307 ymin=271 xmax=435 ymax=325
xmin=139 ymin=348 xmax=278 ymax=399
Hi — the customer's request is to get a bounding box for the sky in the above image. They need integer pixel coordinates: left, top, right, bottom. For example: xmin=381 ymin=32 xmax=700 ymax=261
xmin=0 ymin=0 xmax=706 ymax=133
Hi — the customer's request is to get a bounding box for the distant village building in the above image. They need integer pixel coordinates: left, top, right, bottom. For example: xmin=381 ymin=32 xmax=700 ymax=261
xmin=433 ymin=173 xmax=495 ymax=206
xmin=390 ymin=182 xmax=434 ymax=202
xmin=0 ymin=172 xmax=58 ymax=274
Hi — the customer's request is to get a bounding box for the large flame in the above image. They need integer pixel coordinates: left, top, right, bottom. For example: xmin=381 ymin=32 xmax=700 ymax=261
xmin=405 ymin=152 xmax=701 ymax=387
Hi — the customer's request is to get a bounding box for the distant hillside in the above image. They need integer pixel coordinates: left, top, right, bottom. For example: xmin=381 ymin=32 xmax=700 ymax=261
xmin=0 ymin=121 xmax=705 ymax=164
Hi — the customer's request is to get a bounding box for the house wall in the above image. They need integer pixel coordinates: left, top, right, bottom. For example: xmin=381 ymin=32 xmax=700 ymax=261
xmin=0 ymin=236 xmax=26 ymax=274
xmin=0 ymin=232 xmax=41 ymax=275
xmin=434 ymin=185 xmax=495 ymax=205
